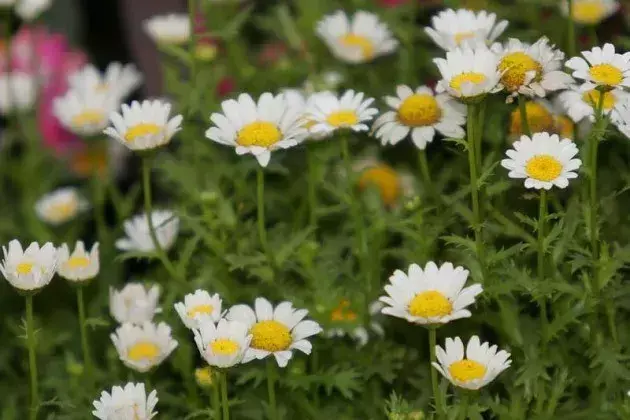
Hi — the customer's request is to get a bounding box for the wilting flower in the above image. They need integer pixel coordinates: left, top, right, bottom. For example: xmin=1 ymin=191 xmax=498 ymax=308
xmin=34 ymin=187 xmax=89 ymax=226
xmin=115 ymin=210 xmax=180 ymax=253
xmin=0 ymin=72 xmax=37 ymax=114
xmin=174 ymin=290 xmax=223 ymax=329
xmin=144 ymin=14 xmax=191 ymax=45
xmin=560 ymin=0 xmax=619 ymax=25
xmin=305 ymin=89 xmax=377 ymax=135
xmin=110 ymin=283 xmax=161 ymax=325
xmin=566 ymin=43 xmax=630 ymax=91
xmin=0 ymin=240 xmax=57 ymax=291
xmin=111 ymin=322 xmax=178 ymax=372
xmin=424 ymin=8 xmax=508 ymax=51
xmin=92 ymin=382 xmax=158 ymax=420
xmin=193 ymin=318 xmax=252 ymax=368
xmin=68 ymin=62 xmax=142 ymax=102
xmin=56 ymin=241 xmax=99 ymax=282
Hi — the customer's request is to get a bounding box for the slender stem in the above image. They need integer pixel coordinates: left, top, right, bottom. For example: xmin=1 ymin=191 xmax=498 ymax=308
xmin=537 ymin=190 xmax=549 ymax=349
xmin=306 ymin=146 xmax=318 ymax=226
xmin=567 ymin=0 xmax=576 ymax=57
xmin=518 ymin=95 xmax=532 ymax=137
xmin=418 ymin=149 xmax=433 ymax=196
xmin=256 ymin=167 xmax=273 ymax=265
xmin=25 ymin=295 xmax=38 ymax=420
xmin=429 ymin=328 xmax=445 ymax=419
xmin=212 ymin=374 xmax=221 ymax=420
xmin=221 ymin=371 xmax=229 ymax=420
xmin=466 ymin=104 xmax=485 ymax=282
xmin=77 ymin=286 xmax=93 ymax=386
xmin=590 ymin=91 xmax=605 ymax=293
xmin=266 ymin=360 xmax=278 ymax=420
xmin=475 ymin=101 xmax=485 ymax=169
xmin=458 ymin=392 xmax=470 ymax=420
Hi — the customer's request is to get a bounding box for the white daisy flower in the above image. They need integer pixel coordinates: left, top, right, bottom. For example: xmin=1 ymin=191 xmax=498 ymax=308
xmin=566 ymin=43 xmax=630 ymax=91
xmin=305 ymin=89 xmax=378 ymax=136
xmin=34 ymin=187 xmax=89 ymax=226
xmin=205 ymin=92 xmax=306 ymax=167
xmin=110 ymin=283 xmax=161 ymax=325
xmin=316 ymin=10 xmax=398 ymax=64
xmin=193 ymin=318 xmax=252 ymax=368
xmin=69 ymin=63 xmax=143 ymax=101
xmin=15 ymin=0 xmax=51 ymax=21
xmin=434 ymin=46 xmax=503 ymax=100
xmin=0 ymin=240 xmax=57 ymax=291
xmin=115 ymin=210 xmax=179 ymax=253
xmin=53 ymin=90 xmax=118 ymax=136
xmin=433 ymin=336 xmax=511 ymax=390
xmin=57 ymin=241 xmax=99 ymax=282
xmin=93 ymin=382 xmax=158 ymax=420
xmin=501 ymin=132 xmax=581 ymax=190
xmin=373 ymin=85 xmax=466 ymax=149
xmin=352 ymin=156 xmax=416 ymax=208
xmin=226 ymin=297 xmax=322 ymax=368
xmin=612 ymin=98 xmax=630 ymax=140
xmin=558 ymin=85 xmax=629 ymax=123
xmin=325 ymin=301 xmax=384 ymax=347
xmin=111 ymin=322 xmax=178 ymax=373
xmin=174 ymin=290 xmax=223 ymax=330
xmin=143 ymin=14 xmax=191 ymax=45
xmin=424 ymin=8 xmax=508 ymax=52
xmin=284 ymin=89 xmax=335 ymax=141
xmin=379 ymin=262 xmax=482 ymax=325
xmin=560 ymin=0 xmax=619 ymax=25
xmin=0 ymin=72 xmax=37 ymax=114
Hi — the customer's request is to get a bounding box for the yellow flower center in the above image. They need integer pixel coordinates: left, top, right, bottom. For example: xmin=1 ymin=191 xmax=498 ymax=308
xmin=408 ymin=290 xmax=453 ymax=318
xmin=498 ymin=52 xmax=543 ymax=91
xmin=582 ymin=89 xmax=616 ymax=110
xmin=195 ymin=367 xmax=214 ymax=387
xmin=236 ymin=121 xmax=282 ymax=147
xmin=187 ymin=304 xmax=214 ymax=318
xmin=449 ymin=72 xmax=487 ymax=93
xmin=326 ymin=110 xmax=359 ymax=128
xmin=358 ymin=165 xmax=401 ymax=207
xmin=124 ymin=123 xmax=163 ymax=142
xmin=572 ymin=1 xmax=607 ymax=24
xmin=210 ymin=338 xmax=240 ymax=355
xmin=47 ymin=201 xmax=79 ymax=222
xmin=16 ymin=262 xmax=34 ymax=275
xmin=509 ymin=102 xmax=554 ymax=135
xmin=338 ymin=33 xmax=375 ymax=59
xmin=554 ymin=115 xmax=574 ymax=140
xmin=127 ymin=341 xmax=160 ymax=362
xmin=65 ymin=256 xmax=90 ymax=269
xmin=448 ymin=359 xmax=487 ymax=382
xmin=454 ymin=31 xmax=475 ymax=45
xmin=71 ymin=110 xmax=106 ymax=128
xmin=330 ymin=299 xmax=358 ymax=322
xmin=194 ymin=44 xmax=218 ymax=62
xmin=525 ymin=155 xmax=563 ymax=182
xmin=397 ymin=94 xmax=442 ymax=127
xmin=589 ymin=63 xmax=623 ymax=86
xmin=250 ymin=320 xmax=292 ymax=352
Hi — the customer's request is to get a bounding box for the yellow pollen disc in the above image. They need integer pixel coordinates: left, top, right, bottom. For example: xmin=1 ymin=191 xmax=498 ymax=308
xmin=397 ymin=94 xmax=442 ymax=127
xmin=509 ymin=102 xmax=554 ymax=135
xmin=16 ymin=262 xmax=34 ymax=275
xmin=449 ymin=72 xmax=487 ymax=93
xmin=187 ymin=304 xmax=214 ymax=318
xmin=454 ymin=31 xmax=475 ymax=45
xmin=210 ymin=338 xmax=240 ymax=355
xmin=326 ymin=110 xmax=359 ymax=128
xmin=47 ymin=201 xmax=78 ymax=222
xmin=408 ymin=290 xmax=453 ymax=318
xmin=525 ymin=155 xmax=563 ymax=182
xmin=330 ymin=299 xmax=358 ymax=322
xmin=338 ymin=33 xmax=375 ymax=59
xmin=127 ymin=341 xmax=160 ymax=362
xmin=194 ymin=44 xmax=218 ymax=62
xmin=498 ymin=52 xmax=543 ymax=91
xmin=582 ymin=89 xmax=616 ymax=110
xmin=236 ymin=121 xmax=282 ymax=147
xmin=249 ymin=320 xmax=292 ymax=352
xmin=589 ymin=63 xmax=623 ymax=86
xmin=124 ymin=123 xmax=163 ymax=143
xmin=195 ymin=367 xmax=214 ymax=387
xmin=449 ymin=359 xmax=487 ymax=382
xmin=572 ymin=1 xmax=607 ymax=25
xmin=71 ymin=110 xmax=106 ymax=128
xmin=358 ymin=165 xmax=402 ymax=207
xmin=65 ymin=256 xmax=90 ymax=269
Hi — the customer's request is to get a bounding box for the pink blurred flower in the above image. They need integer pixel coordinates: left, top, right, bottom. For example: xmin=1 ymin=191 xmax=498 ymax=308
xmin=216 ymin=76 xmax=235 ymax=97
xmin=378 ymin=0 xmax=410 ymax=7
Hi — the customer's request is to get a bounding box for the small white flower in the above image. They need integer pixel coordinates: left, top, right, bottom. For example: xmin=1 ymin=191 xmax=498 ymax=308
xmin=433 ymin=336 xmax=511 ymax=390
xmin=34 ymin=187 xmax=89 ymax=226
xmin=0 ymin=240 xmax=57 ymax=291
xmin=379 ymin=262 xmax=482 ymax=325
xmin=110 ymin=283 xmax=161 ymax=325
xmin=558 ymin=85 xmax=629 ymax=123
xmin=566 ymin=43 xmax=630 ymax=91
xmin=104 ymin=100 xmax=183 ymax=151
xmin=111 ymin=322 xmax=178 ymax=373
xmin=501 ymin=132 xmax=581 ymax=190
xmin=205 ymin=92 xmax=306 ymax=167
xmin=92 ymin=382 xmax=158 ymax=420
xmin=15 ymin=0 xmax=51 ymax=21
xmin=174 ymin=290 xmax=223 ymax=329
xmin=373 ymin=85 xmax=466 ymax=149
xmin=69 ymin=63 xmax=143 ymax=101
xmin=0 ymin=72 xmax=37 ymax=114
xmin=316 ymin=10 xmax=398 ymax=64
xmin=424 ymin=8 xmax=508 ymax=51
xmin=193 ymin=318 xmax=252 ymax=368
xmin=143 ymin=14 xmax=191 ymax=45
xmin=53 ymin=90 xmax=118 ymax=136
xmin=325 ymin=301 xmax=384 ymax=347
xmin=227 ymin=297 xmax=322 ymax=368
xmin=305 ymin=89 xmax=377 ymax=136
xmin=115 ymin=210 xmax=180 ymax=253
xmin=283 ymin=89 xmax=335 ymax=141
xmin=560 ymin=0 xmax=619 ymax=25
xmin=57 ymin=241 xmax=99 ymax=282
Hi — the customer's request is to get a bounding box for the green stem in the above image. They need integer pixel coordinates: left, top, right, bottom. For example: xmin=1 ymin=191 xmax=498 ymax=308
xmin=221 ymin=371 xmax=229 ymax=420
xmin=26 ymin=295 xmax=38 ymax=420
xmin=266 ymin=360 xmax=278 ymax=420
xmin=418 ymin=149 xmax=433 ymax=197
xmin=537 ymin=190 xmax=549 ymax=349
xmin=212 ymin=375 xmax=221 ymax=420
xmin=429 ymin=328 xmax=445 ymax=419
xmin=475 ymin=101 xmax=486 ymax=169
xmin=567 ymin=0 xmax=576 ymax=57
xmin=458 ymin=392 xmax=470 ymax=420
xmin=77 ymin=286 xmax=93 ymax=386
xmin=466 ymin=104 xmax=486 ymax=282
xmin=256 ymin=167 xmax=273 ymax=265
xmin=306 ymin=146 xmax=318 ymax=227
xmin=518 ymin=95 xmax=532 ymax=137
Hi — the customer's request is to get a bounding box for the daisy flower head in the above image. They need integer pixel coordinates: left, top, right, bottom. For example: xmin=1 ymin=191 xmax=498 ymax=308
xmin=15 ymin=0 xmax=52 ymax=21
xmin=115 ymin=210 xmax=180 ymax=253
xmin=424 ymin=8 xmax=508 ymax=51
xmin=193 ymin=318 xmax=252 ymax=368
xmin=0 ymin=240 xmax=57 ymax=292
xmin=57 ymin=241 xmax=99 ymax=282
xmin=226 ymin=297 xmax=322 ymax=368
xmin=379 ymin=262 xmax=482 ymax=325
xmin=69 ymin=63 xmax=143 ymax=101
xmin=0 ymin=72 xmax=37 ymax=115
xmin=110 ymin=283 xmax=161 ymax=325
xmin=566 ymin=43 xmax=630 ymax=91
xmin=501 ymin=132 xmax=581 ymax=190
xmin=509 ymin=100 xmax=555 ymax=138
xmin=434 ymin=45 xmax=503 ymax=102
xmin=92 ymin=382 xmax=158 ymax=420
xmin=326 ymin=300 xmax=384 ymax=347
xmin=558 ymin=85 xmax=628 ymax=123
xmin=305 ymin=89 xmax=377 ymax=136
xmin=284 ymin=89 xmax=336 ymax=141
xmin=205 ymin=92 xmax=306 ymax=167
xmin=143 ymin=14 xmax=191 ymax=45
xmin=560 ymin=0 xmax=619 ymax=26
xmin=174 ymin=290 xmax=223 ymax=329
xmin=53 ymin=89 xmax=118 ymax=136
xmin=352 ymin=156 xmax=416 ymax=208
xmin=104 ymin=100 xmax=183 ymax=151
xmin=316 ymin=10 xmax=398 ymax=64
xmin=111 ymin=322 xmax=178 ymax=373
xmin=373 ymin=85 xmax=466 ymax=150
xmin=34 ymin=187 xmax=89 ymax=226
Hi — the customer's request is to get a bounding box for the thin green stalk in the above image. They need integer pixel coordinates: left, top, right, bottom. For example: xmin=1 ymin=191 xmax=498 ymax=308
xmin=518 ymin=95 xmax=532 ymax=137
xmin=266 ymin=360 xmax=278 ymax=420
xmin=418 ymin=149 xmax=433 ymax=197
xmin=475 ymin=101 xmax=486 ymax=169
xmin=429 ymin=328 xmax=445 ymax=419
xmin=466 ymin=104 xmax=486 ymax=282
xmin=458 ymin=392 xmax=470 ymax=420
xmin=256 ymin=167 xmax=273 ymax=265
xmin=25 ymin=295 xmax=38 ymax=420
xmin=537 ymin=190 xmax=549 ymax=349
xmin=307 ymin=146 xmax=318 ymax=226
xmin=77 ymin=286 xmax=93 ymax=386
xmin=212 ymin=376 xmax=221 ymax=420
xmin=567 ymin=0 xmax=576 ymax=57
xmin=221 ymin=371 xmax=229 ymax=420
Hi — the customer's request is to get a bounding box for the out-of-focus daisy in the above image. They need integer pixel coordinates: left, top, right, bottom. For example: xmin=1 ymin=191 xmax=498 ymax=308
xmin=303 ymin=70 xmax=344 ymax=94
xmin=558 ymin=86 xmax=628 ymax=123
xmin=305 ymin=89 xmax=377 ymax=136
xmin=560 ymin=0 xmax=619 ymax=25
xmin=174 ymin=290 xmax=223 ymax=329
xmin=227 ymin=297 xmax=322 ymax=368
xmin=424 ymin=8 xmax=508 ymax=51
xmin=0 ymin=72 xmax=37 ymax=114
xmin=352 ymin=156 xmax=416 ymax=208
xmin=115 ymin=210 xmax=179 ymax=253
xmin=53 ymin=90 xmax=117 ymax=136
xmin=434 ymin=46 xmax=503 ymax=100
xmin=0 ymin=240 xmax=57 ymax=291
xmin=379 ymin=262 xmax=482 ymax=325
xmin=110 ymin=283 xmax=161 ymax=325
xmin=501 ymin=132 xmax=581 ymax=190
xmin=34 ymin=187 xmax=88 ymax=226
xmin=69 ymin=63 xmax=142 ymax=101
xmin=144 ymin=14 xmax=191 ymax=45
xmin=193 ymin=318 xmax=252 ymax=368
xmin=566 ymin=44 xmax=630 ymax=91
xmin=92 ymin=382 xmax=158 ymax=420
xmin=111 ymin=322 xmax=178 ymax=372
xmin=509 ymin=100 xmax=555 ymax=138
xmin=15 ymin=0 xmax=51 ymax=21
xmin=373 ymin=85 xmax=466 ymax=149
xmin=205 ymin=92 xmax=306 ymax=167
xmin=284 ymin=89 xmax=335 ymax=141
xmin=325 ymin=300 xmax=384 ymax=347
xmin=316 ymin=10 xmax=398 ymax=64
xmin=104 ymin=100 xmax=183 ymax=151
xmin=57 ymin=241 xmax=99 ymax=282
